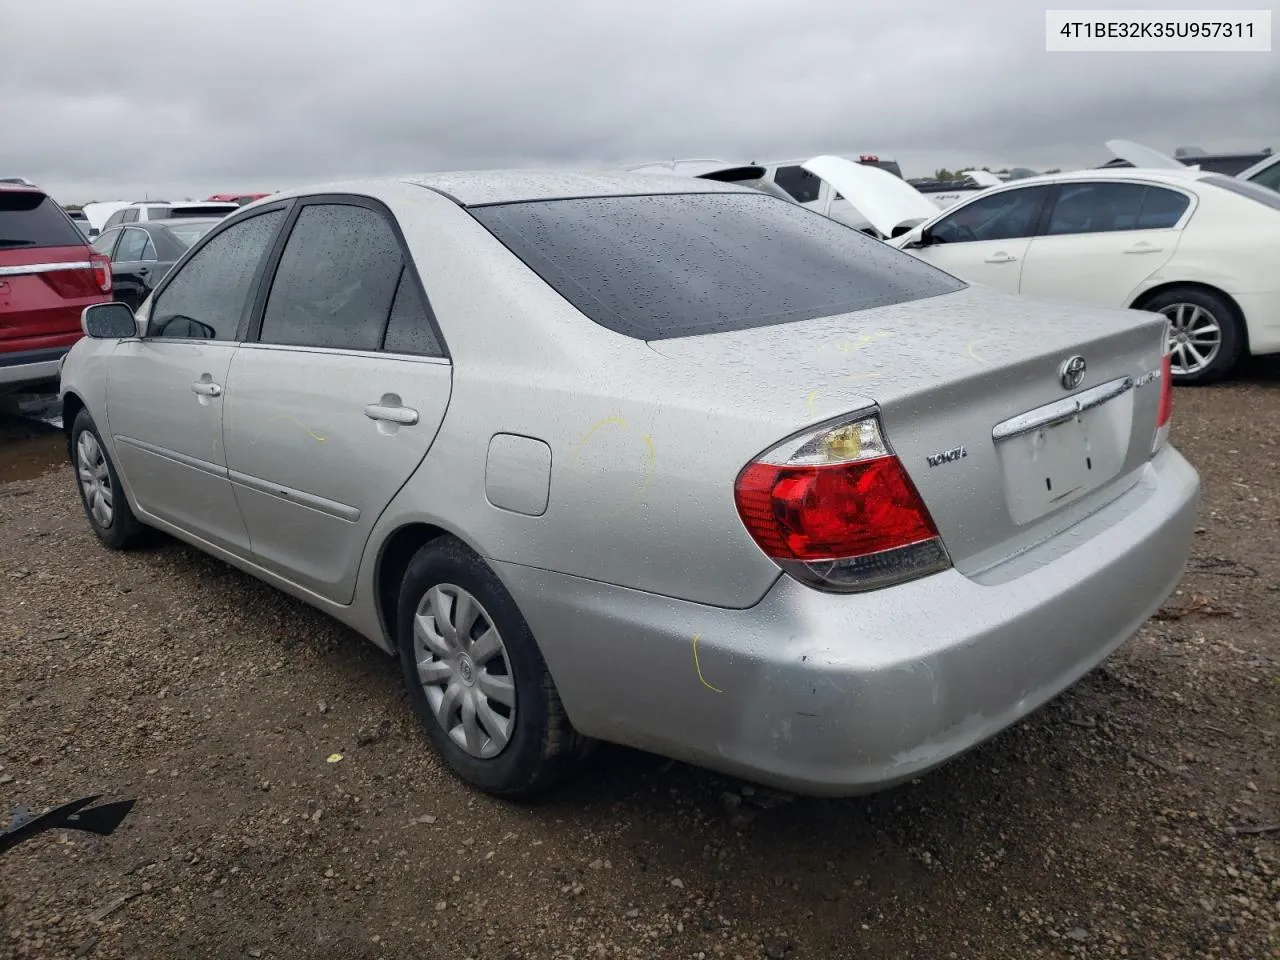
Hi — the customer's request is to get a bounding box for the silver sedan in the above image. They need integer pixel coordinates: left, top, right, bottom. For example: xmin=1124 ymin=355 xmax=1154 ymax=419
xmin=60 ymin=171 xmax=1200 ymax=798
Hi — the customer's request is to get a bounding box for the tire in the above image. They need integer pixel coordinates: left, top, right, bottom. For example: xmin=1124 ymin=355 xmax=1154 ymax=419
xmin=1140 ymin=286 xmax=1244 ymax=386
xmin=70 ymin=408 xmax=147 ymax=550
xmin=396 ymin=536 xmax=590 ymax=798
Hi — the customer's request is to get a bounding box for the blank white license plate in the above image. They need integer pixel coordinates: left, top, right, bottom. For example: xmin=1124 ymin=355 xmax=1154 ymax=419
xmin=996 ymin=405 xmax=1126 ymax=525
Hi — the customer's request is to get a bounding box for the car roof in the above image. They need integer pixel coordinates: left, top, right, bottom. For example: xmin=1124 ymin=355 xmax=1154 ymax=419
xmin=391 ymin=169 xmax=758 ymax=207
xmin=988 ymin=166 xmax=1213 ymax=189
xmin=128 ymin=199 xmax=239 ymax=207
xmin=0 ymin=182 xmax=43 ymax=194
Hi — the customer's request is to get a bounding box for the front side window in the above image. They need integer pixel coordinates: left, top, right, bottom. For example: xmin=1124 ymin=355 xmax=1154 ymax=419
xmin=929 ymin=186 xmax=1051 ymax=244
xmin=258 ymin=203 xmax=404 ymax=351
xmin=472 ymin=192 xmax=965 ymax=340
xmin=773 ymin=165 xmax=823 ymax=204
xmin=148 ymin=209 xmax=285 ymax=341
xmin=103 ymin=211 xmax=125 ymax=230
xmin=122 ymin=208 xmax=139 ymax=223
xmin=91 ymin=228 xmax=121 ymax=256
xmin=115 ymin=228 xmax=156 ymax=262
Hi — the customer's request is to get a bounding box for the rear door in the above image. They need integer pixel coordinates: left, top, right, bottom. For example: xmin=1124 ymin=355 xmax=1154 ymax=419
xmin=1018 ymin=181 xmax=1188 ymax=307
xmin=222 ymin=197 xmax=451 ymax=604
xmin=907 ymin=185 xmax=1054 ymax=294
xmin=106 ymin=206 xmax=289 ymax=553
xmin=0 ymin=189 xmax=104 ymax=362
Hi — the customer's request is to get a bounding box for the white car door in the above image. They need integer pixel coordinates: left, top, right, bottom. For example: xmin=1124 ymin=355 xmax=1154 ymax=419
xmin=105 ymin=206 xmax=288 ymax=554
xmin=221 ymin=199 xmax=451 ymax=605
xmin=904 ymin=185 xmax=1054 ymax=294
xmin=1018 ymin=181 xmax=1188 ymax=307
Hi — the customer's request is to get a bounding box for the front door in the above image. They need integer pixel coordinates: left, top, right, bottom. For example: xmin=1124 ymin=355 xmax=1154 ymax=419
xmin=222 ymin=199 xmax=451 ymax=604
xmin=908 ymin=185 xmax=1054 ymax=295
xmin=105 ymin=207 xmax=288 ymax=554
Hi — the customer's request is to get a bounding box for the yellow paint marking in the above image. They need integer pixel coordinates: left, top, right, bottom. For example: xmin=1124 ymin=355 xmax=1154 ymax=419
xmin=572 ymin=416 xmax=628 ymax=464
xmin=835 ymin=331 xmax=895 ymax=354
xmin=806 ymin=390 xmax=819 ymax=415
xmin=841 ymin=372 xmax=883 ymax=382
xmin=267 ymin=415 xmax=327 ymax=442
xmin=574 ymin=417 xmax=656 ymax=509
xmin=691 ymin=633 xmax=723 ymax=693
xmin=966 ymin=340 xmax=989 ymax=365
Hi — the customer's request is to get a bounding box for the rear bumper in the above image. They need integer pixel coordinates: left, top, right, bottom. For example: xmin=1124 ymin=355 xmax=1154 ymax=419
xmin=496 ymin=446 xmax=1200 ymax=796
xmin=0 ymin=346 xmax=69 ymax=390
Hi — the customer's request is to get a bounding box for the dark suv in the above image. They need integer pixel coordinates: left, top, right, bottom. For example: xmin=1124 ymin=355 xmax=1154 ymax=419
xmin=0 ymin=184 xmax=112 ymax=394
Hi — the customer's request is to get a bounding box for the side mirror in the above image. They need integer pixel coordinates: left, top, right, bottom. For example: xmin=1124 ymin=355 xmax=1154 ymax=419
xmin=899 ymin=225 xmax=929 ymax=249
xmin=81 ymin=303 xmax=139 ymax=339
xmin=87 ymin=228 xmax=99 ymax=239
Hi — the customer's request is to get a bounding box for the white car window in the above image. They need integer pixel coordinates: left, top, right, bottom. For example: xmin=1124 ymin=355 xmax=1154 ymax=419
xmin=929 ymin=186 xmax=1051 ymax=244
xmin=1250 ymin=161 xmax=1280 ymax=192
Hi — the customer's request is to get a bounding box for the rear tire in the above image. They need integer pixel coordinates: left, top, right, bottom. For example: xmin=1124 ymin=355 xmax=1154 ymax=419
xmin=396 ymin=536 xmax=590 ymax=798
xmin=71 ymin=409 xmax=147 ymax=550
xmin=1141 ymin=286 xmax=1244 ymax=386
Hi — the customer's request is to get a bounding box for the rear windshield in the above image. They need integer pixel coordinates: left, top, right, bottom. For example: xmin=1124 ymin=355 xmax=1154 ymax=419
xmin=470 ymin=192 xmax=965 ymax=340
xmin=149 ymin=205 xmax=234 ymax=220
xmin=0 ymin=191 xmax=88 ymax=249
xmin=163 ymin=220 xmax=218 ymax=248
xmin=1204 ymin=174 xmax=1280 ymax=210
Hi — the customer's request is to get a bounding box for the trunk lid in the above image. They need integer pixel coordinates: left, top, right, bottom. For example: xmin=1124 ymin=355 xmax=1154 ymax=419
xmin=648 ymin=285 xmax=1168 ymax=576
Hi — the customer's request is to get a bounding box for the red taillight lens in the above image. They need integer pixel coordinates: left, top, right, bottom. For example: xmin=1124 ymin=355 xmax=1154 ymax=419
xmin=90 ymin=252 xmax=112 ymax=293
xmin=736 ymin=457 xmax=938 ymax=561
xmin=734 ymin=413 xmax=950 ymax=592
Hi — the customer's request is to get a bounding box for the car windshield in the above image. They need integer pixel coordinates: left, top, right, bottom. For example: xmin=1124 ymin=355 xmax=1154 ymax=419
xmin=1204 ymin=174 xmax=1280 ymax=211
xmin=164 ymin=220 xmax=219 ymax=248
xmin=470 ymin=192 xmax=965 ymax=340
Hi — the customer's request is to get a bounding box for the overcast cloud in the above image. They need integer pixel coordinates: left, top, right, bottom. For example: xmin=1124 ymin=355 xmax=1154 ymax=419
xmin=3 ymin=0 xmax=1276 ymax=203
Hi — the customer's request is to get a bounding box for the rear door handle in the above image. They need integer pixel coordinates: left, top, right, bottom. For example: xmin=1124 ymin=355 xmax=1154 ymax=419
xmin=190 ymin=381 xmax=222 ymax=397
xmin=984 ymin=253 xmax=1017 ymax=263
xmin=364 ymin=402 xmax=418 ymax=426
xmin=1124 ymin=243 xmax=1163 ymax=254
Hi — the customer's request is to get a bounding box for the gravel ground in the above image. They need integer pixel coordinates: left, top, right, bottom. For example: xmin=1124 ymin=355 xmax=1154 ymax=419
xmin=1 ymin=370 xmax=1277 ymax=960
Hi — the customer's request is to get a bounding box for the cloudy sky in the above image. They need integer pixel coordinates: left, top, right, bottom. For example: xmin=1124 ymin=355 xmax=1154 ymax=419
xmin=3 ymin=0 xmax=1276 ymax=203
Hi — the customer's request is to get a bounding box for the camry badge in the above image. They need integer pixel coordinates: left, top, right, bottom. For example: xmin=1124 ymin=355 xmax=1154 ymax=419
xmin=1059 ymin=355 xmax=1087 ymax=390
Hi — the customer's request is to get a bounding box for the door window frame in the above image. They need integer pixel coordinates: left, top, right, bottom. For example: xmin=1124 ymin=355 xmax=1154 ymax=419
xmin=242 ymin=193 xmax=451 ymax=361
xmin=140 ymin=199 xmax=297 ymax=344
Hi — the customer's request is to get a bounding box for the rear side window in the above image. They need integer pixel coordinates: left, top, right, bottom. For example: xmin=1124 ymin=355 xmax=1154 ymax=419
xmin=772 ymin=165 xmax=822 ymax=204
xmin=471 ymin=192 xmax=966 ymax=340
xmin=382 ymin=268 xmax=442 ymax=356
xmin=146 ymin=207 xmax=172 ymax=220
xmin=148 ymin=209 xmax=285 ymax=341
xmin=1137 ymin=187 xmax=1191 ymax=228
xmin=259 ymin=204 xmax=403 ymax=351
xmin=0 ymin=191 xmax=87 ymax=248
xmin=1250 ymin=161 xmax=1280 ymax=192
xmin=1046 ymin=182 xmax=1148 ymax=235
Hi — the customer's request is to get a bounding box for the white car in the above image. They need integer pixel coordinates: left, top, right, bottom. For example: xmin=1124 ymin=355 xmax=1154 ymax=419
xmin=1238 ymin=153 xmax=1280 ymax=194
xmin=99 ymin=200 xmax=240 ymax=231
xmin=824 ymin=164 xmax=1280 ymax=384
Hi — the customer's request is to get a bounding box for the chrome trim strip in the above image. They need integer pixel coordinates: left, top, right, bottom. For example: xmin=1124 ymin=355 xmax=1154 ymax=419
xmin=115 ymin=435 xmax=228 ymax=478
xmin=228 ymin=469 xmax=360 ymax=523
xmin=992 ymin=376 xmax=1134 ymax=442
xmin=234 ymin=341 xmax=451 ymax=365
xmin=0 ymin=260 xmax=93 ymax=277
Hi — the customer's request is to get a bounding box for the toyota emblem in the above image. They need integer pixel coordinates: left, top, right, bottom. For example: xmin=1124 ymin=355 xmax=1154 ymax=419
xmin=1059 ymin=355 xmax=1087 ymax=390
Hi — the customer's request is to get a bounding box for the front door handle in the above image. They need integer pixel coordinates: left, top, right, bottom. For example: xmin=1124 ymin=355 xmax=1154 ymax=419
xmin=1124 ymin=243 xmax=1163 ymax=254
xmin=190 ymin=380 xmax=222 ymax=397
xmin=984 ymin=253 xmax=1017 ymax=263
xmin=364 ymin=402 xmax=418 ymax=426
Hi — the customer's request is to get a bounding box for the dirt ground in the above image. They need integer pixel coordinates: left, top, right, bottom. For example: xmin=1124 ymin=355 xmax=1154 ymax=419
xmin=0 ymin=368 xmax=1276 ymax=960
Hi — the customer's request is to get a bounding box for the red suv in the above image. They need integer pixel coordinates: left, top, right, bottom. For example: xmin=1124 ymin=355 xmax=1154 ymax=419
xmin=0 ymin=184 xmax=112 ymax=394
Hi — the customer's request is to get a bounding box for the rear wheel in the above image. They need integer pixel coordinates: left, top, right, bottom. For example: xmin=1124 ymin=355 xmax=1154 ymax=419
xmin=71 ymin=409 xmax=146 ymax=549
xmin=1142 ymin=286 xmax=1244 ymax=385
xmin=396 ymin=536 xmax=590 ymax=798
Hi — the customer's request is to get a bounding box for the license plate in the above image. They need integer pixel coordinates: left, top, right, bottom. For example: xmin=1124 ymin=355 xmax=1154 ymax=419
xmin=996 ymin=402 xmax=1127 ymax=525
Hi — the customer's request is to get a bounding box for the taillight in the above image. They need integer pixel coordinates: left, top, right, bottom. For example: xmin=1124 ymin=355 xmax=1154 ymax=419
xmin=1152 ymin=340 xmax=1173 ymax=455
xmin=90 ymin=252 xmax=112 ymax=293
xmin=734 ymin=412 xmax=951 ymax=593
